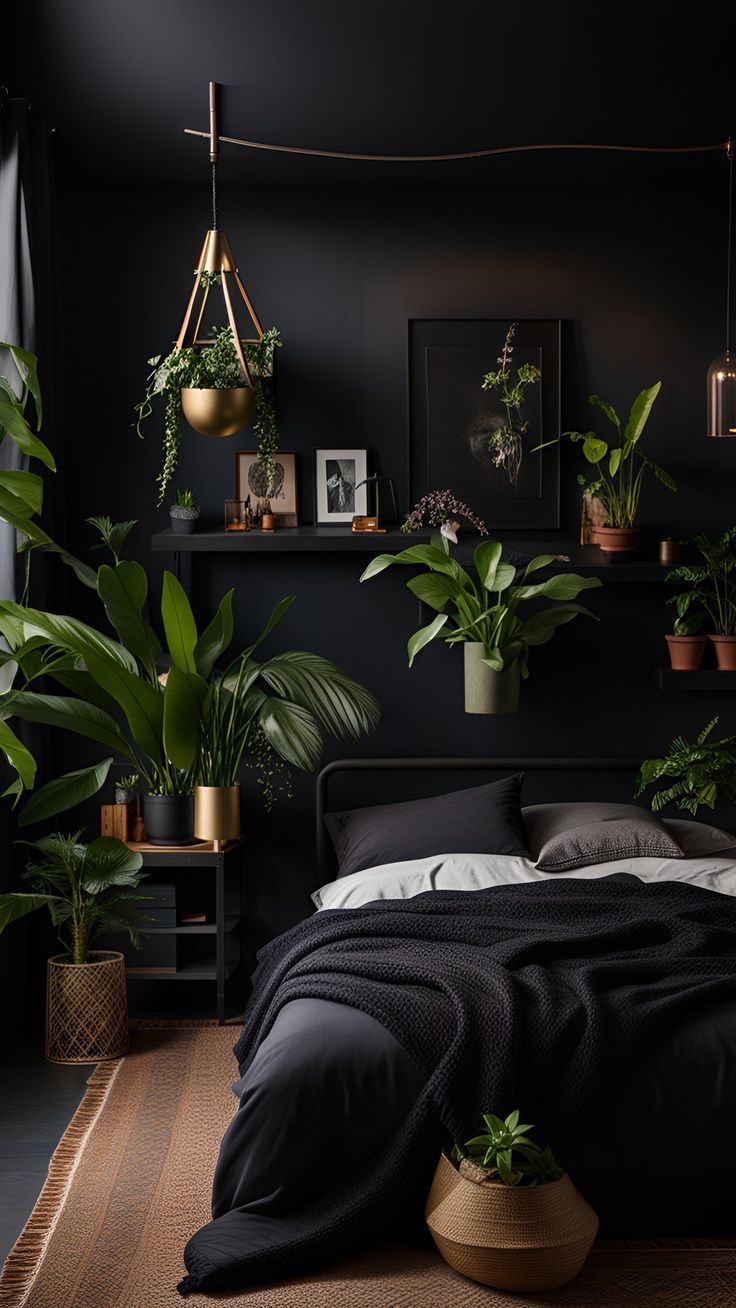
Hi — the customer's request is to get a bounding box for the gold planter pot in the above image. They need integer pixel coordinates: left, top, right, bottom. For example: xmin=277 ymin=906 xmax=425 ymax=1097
xmin=181 ymin=386 xmax=256 ymax=437
xmin=194 ymin=784 xmax=241 ymax=849
xmin=46 ymin=951 xmax=129 ymax=1064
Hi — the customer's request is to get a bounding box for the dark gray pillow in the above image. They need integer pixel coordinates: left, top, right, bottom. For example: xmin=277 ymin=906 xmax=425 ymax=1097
xmin=325 ymin=774 xmax=529 ymax=879
xmin=523 ymin=802 xmax=684 ymax=872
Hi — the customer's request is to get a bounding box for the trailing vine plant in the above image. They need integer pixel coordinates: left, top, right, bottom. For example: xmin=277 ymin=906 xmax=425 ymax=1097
xmin=134 ymin=318 xmax=282 ymax=506
xmin=481 ymin=323 xmax=541 ymax=486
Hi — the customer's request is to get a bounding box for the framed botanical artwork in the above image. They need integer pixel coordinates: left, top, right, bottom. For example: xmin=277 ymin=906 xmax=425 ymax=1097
xmin=314 ymin=449 xmax=368 ymax=524
xmin=408 ymin=319 xmax=561 ymax=529
xmin=234 ymin=451 xmax=298 ymax=526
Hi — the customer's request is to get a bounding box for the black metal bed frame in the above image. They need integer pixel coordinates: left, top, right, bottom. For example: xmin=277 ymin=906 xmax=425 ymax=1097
xmin=315 ymin=756 xmax=642 ymax=877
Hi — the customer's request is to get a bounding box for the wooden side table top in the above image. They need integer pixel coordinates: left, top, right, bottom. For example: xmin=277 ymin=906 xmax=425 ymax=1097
xmin=124 ymin=834 xmax=249 ymax=855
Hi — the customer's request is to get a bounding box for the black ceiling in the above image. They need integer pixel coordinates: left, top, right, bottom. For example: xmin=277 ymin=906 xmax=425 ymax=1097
xmin=12 ymin=0 xmax=735 ymax=190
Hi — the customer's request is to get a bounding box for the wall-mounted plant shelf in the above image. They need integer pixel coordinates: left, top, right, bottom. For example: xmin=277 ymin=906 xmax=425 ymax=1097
xmin=652 ymin=666 xmax=736 ymax=691
xmin=151 ymin=527 xmax=675 ymax=582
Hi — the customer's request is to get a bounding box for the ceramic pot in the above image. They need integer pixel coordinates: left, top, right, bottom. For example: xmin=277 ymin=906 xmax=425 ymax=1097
xmin=46 ymin=951 xmax=128 ymax=1064
xmin=181 ymin=386 xmax=256 ymax=437
xmin=464 ymin=644 xmax=520 ymax=715
xmin=425 ymin=1152 xmax=598 ymax=1292
xmin=115 ymin=787 xmax=136 ymax=805
xmin=170 ymin=504 xmax=200 ymax=535
xmin=142 ymin=793 xmax=195 ymax=846
xmin=194 ymin=785 xmax=241 ymax=848
xmin=591 ymin=526 xmax=644 ymax=555
xmin=665 ymin=635 xmax=707 ymax=671
xmin=709 ymin=634 xmax=736 ymax=671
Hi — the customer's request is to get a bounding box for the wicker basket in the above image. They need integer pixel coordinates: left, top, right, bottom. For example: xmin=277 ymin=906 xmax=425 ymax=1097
xmin=46 ymin=951 xmax=129 ymax=1064
xmin=425 ymin=1152 xmax=598 ymax=1291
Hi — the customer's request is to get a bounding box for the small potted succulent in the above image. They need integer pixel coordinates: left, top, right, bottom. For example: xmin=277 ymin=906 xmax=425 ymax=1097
xmin=426 ymin=1109 xmax=598 ymax=1292
xmin=665 ymin=581 xmax=707 ymax=671
xmin=115 ymin=772 xmax=139 ymax=805
xmin=170 ymin=487 xmax=200 ymax=535
xmin=667 ymin=528 xmax=736 ymax=671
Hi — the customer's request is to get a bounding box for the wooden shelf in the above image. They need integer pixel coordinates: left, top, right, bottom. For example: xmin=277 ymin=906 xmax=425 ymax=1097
xmin=151 ymin=527 xmax=674 ymax=581
xmin=652 ymin=666 xmax=736 ymax=691
xmin=126 ymin=959 xmax=239 ymax=982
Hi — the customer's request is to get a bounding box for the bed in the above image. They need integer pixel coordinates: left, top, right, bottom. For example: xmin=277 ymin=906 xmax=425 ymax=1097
xmin=178 ymin=758 xmax=736 ymax=1296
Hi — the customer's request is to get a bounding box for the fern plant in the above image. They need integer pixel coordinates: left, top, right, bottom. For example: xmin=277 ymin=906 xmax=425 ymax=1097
xmin=636 ymin=717 xmax=736 ymax=815
xmin=666 ymin=528 xmax=736 ymax=636
xmin=454 ymin=1110 xmax=563 ymax=1187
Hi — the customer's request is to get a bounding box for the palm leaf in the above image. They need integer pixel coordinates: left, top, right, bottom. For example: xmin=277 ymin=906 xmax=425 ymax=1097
xmin=256 ymin=651 xmax=380 ymax=739
xmin=0 ymin=893 xmax=60 ymax=932
xmin=257 ymin=697 xmax=323 ymax=770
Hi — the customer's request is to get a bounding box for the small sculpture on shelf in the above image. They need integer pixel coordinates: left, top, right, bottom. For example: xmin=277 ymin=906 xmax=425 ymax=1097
xmin=225 ymin=497 xmax=253 ymax=532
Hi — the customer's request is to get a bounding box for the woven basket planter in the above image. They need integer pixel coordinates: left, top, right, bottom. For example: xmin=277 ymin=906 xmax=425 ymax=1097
xmin=46 ymin=951 xmax=129 ymax=1064
xmin=425 ymin=1152 xmax=598 ymax=1292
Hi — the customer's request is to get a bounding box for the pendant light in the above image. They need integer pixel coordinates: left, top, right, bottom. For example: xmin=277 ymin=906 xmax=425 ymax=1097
xmin=707 ymin=139 xmax=736 ymax=437
xmin=176 ymin=82 xmax=264 ymax=438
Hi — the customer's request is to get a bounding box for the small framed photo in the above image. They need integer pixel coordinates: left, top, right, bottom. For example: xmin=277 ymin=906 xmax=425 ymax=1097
xmin=234 ymin=451 xmax=298 ymax=526
xmin=314 ymin=449 xmax=368 ymax=524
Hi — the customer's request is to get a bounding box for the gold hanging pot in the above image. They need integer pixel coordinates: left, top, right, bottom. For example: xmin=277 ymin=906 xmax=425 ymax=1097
xmin=181 ymin=385 xmax=256 ymax=436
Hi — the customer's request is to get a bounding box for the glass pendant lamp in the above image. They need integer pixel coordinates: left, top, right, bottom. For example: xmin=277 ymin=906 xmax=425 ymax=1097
xmin=707 ymin=140 xmax=736 ymax=437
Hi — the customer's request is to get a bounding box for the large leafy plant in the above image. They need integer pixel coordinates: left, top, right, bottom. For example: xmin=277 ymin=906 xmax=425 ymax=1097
xmin=636 ymin=717 xmax=736 ymax=815
xmin=0 ymin=343 xmax=56 ymax=574
xmin=536 ymin=382 xmax=674 ymax=528
xmin=455 ymin=1109 xmax=563 ymax=1187
xmin=360 ymin=535 xmax=601 ymax=677
xmin=135 ymin=325 xmax=282 ymax=506
xmin=0 ymin=531 xmax=380 ymax=824
xmin=666 ymin=528 xmax=736 ymax=636
xmin=0 ymin=832 xmax=145 ymax=964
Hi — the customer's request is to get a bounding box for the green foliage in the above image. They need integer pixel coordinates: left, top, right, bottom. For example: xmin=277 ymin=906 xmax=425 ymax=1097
xmin=360 ymin=534 xmax=601 ymax=678
xmin=536 ymin=382 xmax=673 ymax=529
xmin=0 ymin=343 xmax=56 ymax=601
xmin=667 ymin=528 xmax=736 ymax=636
xmin=134 ymin=326 xmax=282 ymax=506
xmin=481 ymin=324 xmax=541 ymax=487
xmin=117 ymin=773 xmax=139 ymax=791
xmin=174 ymin=487 xmax=196 ymax=508
xmin=0 ymin=831 xmax=145 ymax=964
xmin=636 ymin=717 xmax=736 ymax=816
xmin=457 ymin=1109 xmax=564 ymax=1187
xmin=87 ymin=515 xmax=138 ymax=567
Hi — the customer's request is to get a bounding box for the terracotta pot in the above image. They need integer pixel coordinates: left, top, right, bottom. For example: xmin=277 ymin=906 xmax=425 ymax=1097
xmin=181 ymin=385 xmax=256 ymax=437
xmin=426 ymin=1152 xmax=598 ymax=1292
xmin=665 ymin=635 xmax=707 ymax=671
xmin=46 ymin=951 xmax=129 ymax=1064
xmin=464 ymin=645 xmax=520 ymax=715
xmin=590 ymin=525 xmax=644 ymax=555
xmin=709 ymin=634 xmax=736 ymax=671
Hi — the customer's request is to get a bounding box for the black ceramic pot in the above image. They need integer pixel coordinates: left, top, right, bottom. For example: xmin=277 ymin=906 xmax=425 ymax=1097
xmin=142 ymin=794 xmax=195 ymax=846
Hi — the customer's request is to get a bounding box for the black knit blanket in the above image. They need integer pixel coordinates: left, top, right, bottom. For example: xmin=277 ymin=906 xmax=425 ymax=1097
xmin=179 ymin=878 xmax=736 ymax=1294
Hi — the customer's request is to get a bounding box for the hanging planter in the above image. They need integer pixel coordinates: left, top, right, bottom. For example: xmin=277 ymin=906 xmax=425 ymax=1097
xmin=464 ymin=644 xmax=520 ymax=714
xmin=180 ymin=383 xmax=256 ymax=437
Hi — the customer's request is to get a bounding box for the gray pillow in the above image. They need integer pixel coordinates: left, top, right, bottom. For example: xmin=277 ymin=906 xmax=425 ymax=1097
xmin=523 ymin=802 xmax=683 ymax=872
xmin=663 ymin=818 xmax=736 ymax=858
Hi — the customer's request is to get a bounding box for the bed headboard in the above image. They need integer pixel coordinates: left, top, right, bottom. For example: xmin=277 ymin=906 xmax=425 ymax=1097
xmin=315 ymin=756 xmax=642 ymax=880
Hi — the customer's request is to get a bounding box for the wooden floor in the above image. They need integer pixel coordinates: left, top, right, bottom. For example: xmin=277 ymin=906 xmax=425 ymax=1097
xmin=0 ymin=1036 xmax=91 ymax=1265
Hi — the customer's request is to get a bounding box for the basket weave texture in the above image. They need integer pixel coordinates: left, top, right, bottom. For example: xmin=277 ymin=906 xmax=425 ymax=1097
xmin=426 ymin=1151 xmax=599 ymax=1291
xmin=45 ymin=951 xmax=129 ymax=1064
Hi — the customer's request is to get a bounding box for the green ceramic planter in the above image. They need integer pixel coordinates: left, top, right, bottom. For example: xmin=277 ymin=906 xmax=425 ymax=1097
xmin=464 ymin=643 xmax=520 ymax=715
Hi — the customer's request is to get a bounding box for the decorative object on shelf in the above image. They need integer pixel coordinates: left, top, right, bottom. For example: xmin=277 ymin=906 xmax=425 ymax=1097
xmin=636 ymin=716 xmax=736 ymax=815
xmin=409 ymin=319 xmax=560 ymax=530
xmin=426 ymin=1109 xmax=597 ymax=1291
xmin=224 ymin=498 xmax=253 ymax=532
xmin=402 ymin=489 xmax=488 ymax=539
xmin=194 ymin=784 xmax=240 ymax=849
xmin=351 ymin=475 xmax=398 ymax=533
xmin=235 ymin=450 xmax=297 ymax=526
xmin=360 ymin=534 xmax=601 ymax=715
xmin=707 ymin=139 xmax=736 ymax=437
xmin=579 ymin=492 xmax=608 ymax=545
xmin=115 ymin=772 xmax=139 ymax=806
xmin=261 ymin=511 xmax=275 ymax=532
xmin=536 ymin=381 xmax=674 ymax=554
xmin=314 ymin=448 xmax=368 ymax=524
xmin=170 ymin=487 xmax=200 ymax=536
xmin=667 ymin=527 xmax=736 ymax=670
xmin=659 ymin=537 xmax=680 ymax=564
xmin=101 ymin=801 xmax=135 ymax=841
xmin=143 ymin=794 xmax=196 ymax=847
xmin=0 ymin=831 xmax=145 ymax=1063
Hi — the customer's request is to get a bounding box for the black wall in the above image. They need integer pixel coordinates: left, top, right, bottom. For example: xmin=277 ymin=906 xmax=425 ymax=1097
xmin=46 ymin=176 xmax=736 ymax=948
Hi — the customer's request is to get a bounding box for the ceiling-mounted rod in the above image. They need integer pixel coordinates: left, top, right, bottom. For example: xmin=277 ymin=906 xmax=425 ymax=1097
xmin=208 ymin=81 xmax=218 ymax=164
xmin=184 ymin=127 xmax=728 ymax=164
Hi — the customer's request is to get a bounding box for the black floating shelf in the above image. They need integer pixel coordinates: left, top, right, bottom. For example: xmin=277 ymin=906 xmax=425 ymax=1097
xmin=141 ymin=915 xmax=240 ymax=936
xmin=151 ymin=527 xmax=674 ymax=581
xmin=126 ymin=959 xmax=239 ymax=982
xmin=652 ymin=665 xmax=736 ymax=691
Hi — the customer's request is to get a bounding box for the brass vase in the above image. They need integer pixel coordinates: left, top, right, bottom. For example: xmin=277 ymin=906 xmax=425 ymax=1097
xmin=181 ymin=385 xmax=256 ymax=437
xmin=194 ymin=784 xmax=241 ymax=848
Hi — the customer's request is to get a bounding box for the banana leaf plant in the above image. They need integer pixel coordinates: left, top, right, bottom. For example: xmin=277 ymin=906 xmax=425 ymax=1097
xmin=360 ymin=535 xmax=601 ymax=676
xmin=0 ymin=557 xmax=380 ymax=825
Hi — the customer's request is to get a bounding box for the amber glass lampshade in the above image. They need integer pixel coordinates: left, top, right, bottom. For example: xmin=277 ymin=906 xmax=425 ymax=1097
xmin=707 ymin=350 xmax=736 ymax=437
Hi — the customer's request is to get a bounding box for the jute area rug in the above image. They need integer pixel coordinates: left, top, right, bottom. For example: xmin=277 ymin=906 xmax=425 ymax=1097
xmin=0 ymin=1024 xmax=733 ymax=1308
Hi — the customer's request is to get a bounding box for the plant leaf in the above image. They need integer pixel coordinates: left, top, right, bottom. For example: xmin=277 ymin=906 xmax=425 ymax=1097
xmin=258 ymin=697 xmax=323 ymax=770
xmin=407 ymin=613 xmax=449 ymax=667
xmin=84 ymin=650 xmax=163 ymax=763
xmin=0 ymin=893 xmax=60 ymax=932
xmin=41 ymin=544 xmax=99 ymax=590
xmin=473 ymin=540 xmax=503 ymax=591
xmin=582 ymin=435 xmax=608 ymax=464
xmin=18 ymin=758 xmax=113 ymax=827
xmin=161 ymin=572 xmax=198 ymax=674
xmin=81 ymin=837 xmax=143 ymax=894
xmin=97 ymin=561 xmax=161 ymax=672
xmin=0 ymin=391 xmax=55 ymax=469
xmin=2 ymin=690 xmax=137 ymax=762
xmin=162 ymin=666 xmax=208 ymax=770
xmin=406 ymin=572 xmax=461 ymax=612
xmin=0 ymin=342 xmax=42 ymax=426
xmin=256 ymin=650 xmax=380 ymax=740
xmin=195 ymin=589 xmax=234 ymax=679
xmin=588 ymin=393 xmax=620 ymax=429
xmin=623 ymin=381 xmax=661 ymax=450
xmin=0 ymin=718 xmax=37 ymax=791
xmin=0 ymin=601 xmax=137 ymax=672
xmin=1 ymin=469 xmax=43 ymax=515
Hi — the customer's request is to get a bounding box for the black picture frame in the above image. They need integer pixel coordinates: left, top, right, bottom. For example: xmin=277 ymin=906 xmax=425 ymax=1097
xmin=408 ymin=319 xmax=561 ymax=529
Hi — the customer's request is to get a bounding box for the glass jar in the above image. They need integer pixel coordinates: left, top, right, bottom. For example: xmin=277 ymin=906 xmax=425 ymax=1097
xmin=224 ymin=500 xmax=253 ymax=532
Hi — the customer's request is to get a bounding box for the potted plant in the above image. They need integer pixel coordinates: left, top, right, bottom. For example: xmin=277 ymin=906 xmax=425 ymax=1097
xmin=666 ymin=528 xmax=736 ymax=670
xmin=480 ymin=322 xmax=541 ymax=486
xmin=135 ymin=324 xmax=281 ymax=507
xmin=170 ymin=487 xmax=200 ymax=535
xmin=535 ymin=382 xmax=675 ymax=554
xmin=114 ymin=772 xmax=139 ymax=805
xmin=636 ymin=716 xmax=736 ymax=814
xmin=665 ymin=571 xmax=708 ymax=670
xmin=426 ymin=1109 xmax=598 ymax=1291
xmin=360 ymin=534 xmax=601 ymax=714
xmin=0 ymin=525 xmax=380 ymax=841
xmin=0 ymin=832 xmax=145 ymax=1062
